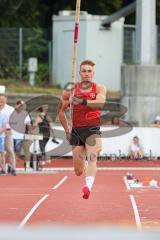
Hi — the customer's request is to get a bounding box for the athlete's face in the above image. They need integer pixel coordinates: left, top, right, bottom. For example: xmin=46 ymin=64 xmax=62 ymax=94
xmin=79 ymin=64 xmax=94 ymax=82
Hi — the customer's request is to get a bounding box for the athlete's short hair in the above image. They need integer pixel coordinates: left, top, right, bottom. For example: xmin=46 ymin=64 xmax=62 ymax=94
xmin=80 ymin=60 xmax=95 ymax=69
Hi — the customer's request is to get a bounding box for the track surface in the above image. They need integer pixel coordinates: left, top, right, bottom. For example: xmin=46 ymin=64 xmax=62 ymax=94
xmin=0 ymin=166 xmax=160 ymax=229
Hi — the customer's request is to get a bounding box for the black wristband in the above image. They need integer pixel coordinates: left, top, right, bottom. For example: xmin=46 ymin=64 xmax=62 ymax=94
xmin=82 ymin=99 xmax=87 ymax=105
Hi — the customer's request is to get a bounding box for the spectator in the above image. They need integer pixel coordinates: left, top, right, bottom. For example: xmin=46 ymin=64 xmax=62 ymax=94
xmin=128 ymin=136 xmax=144 ymax=160
xmin=150 ymin=115 xmax=160 ymax=128
xmin=111 ymin=116 xmax=129 ymax=127
xmin=35 ymin=106 xmax=59 ymax=163
xmin=0 ymin=94 xmax=16 ymax=175
xmin=10 ymin=99 xmax=33 ymax=171
xmin=0 ymin=112 xmax=9 ymax=175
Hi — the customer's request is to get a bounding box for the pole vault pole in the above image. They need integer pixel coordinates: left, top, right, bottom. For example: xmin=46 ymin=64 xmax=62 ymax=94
xmin=69 ymin=0 xmax=81 ymax=128
xmin=71 ymin=0 xmax=81 ymax=83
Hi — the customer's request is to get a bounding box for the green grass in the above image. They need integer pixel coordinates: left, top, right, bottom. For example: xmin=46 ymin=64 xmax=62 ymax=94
xmin=0 ymin=78 xmax=120 ymax=99
xmin=0 ymin=79 xmax=63 ymax=96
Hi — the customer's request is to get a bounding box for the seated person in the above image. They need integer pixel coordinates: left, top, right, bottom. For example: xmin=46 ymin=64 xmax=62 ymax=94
xmin=150 ymin=115 xmax=160 ymax=128
xmin=128 ymin=136 xmax=144 ymax=160
xmin=111 ymin=116 xmax=129 ymax=127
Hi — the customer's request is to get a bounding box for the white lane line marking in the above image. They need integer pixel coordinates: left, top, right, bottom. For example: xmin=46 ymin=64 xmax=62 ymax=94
xmin=123 ymin=176 xmax=131 ymax=190
xmin=97 ymin=167 xmax=160 ymax=170
xmin=129 ymin=195 xmax=142 ymax=230
xmin=17 ymin=194 xmax=48 ymax=229
xmin=52 ymin=176 xmax=68 ymax=190
xmin=38 ymin=167 xmax=160 ymax=171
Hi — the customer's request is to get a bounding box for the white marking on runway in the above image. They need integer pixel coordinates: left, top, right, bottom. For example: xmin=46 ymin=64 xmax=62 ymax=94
xmin=129 ymin=195 xmax=142 ymax=230
xmin=123 ymin=176 xmax=131 ymax=190
xmin=17 ymin=194 xmax=48 ymax=229
xmin=38 ymin=167 xmax=160 ymax=171
xmin=52 ymin=176 xmax=68 ymax=190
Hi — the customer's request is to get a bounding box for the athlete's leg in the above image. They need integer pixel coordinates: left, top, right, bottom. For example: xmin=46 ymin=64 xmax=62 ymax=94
xmin=85 ymin=134 xmax=102 ymax=177
xmin=72 ymin=145 xmax=86 ymax=176
xmin=82 ymin=134 xmax=102 ymax=199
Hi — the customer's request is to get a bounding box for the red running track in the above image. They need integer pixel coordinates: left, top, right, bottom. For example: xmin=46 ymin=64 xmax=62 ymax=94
xmin=16 ymin=158 xmax=160 ymax=169
xmin=0 ymin=170 xmax=160 ymax=229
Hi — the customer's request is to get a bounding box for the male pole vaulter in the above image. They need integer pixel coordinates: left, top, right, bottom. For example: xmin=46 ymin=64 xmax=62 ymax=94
xmin=58 ymin=60 xmax=106 ymax=199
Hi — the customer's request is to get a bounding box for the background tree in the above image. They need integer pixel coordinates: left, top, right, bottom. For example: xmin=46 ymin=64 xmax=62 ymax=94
xmin=0 ymin=0 xmax=159 ymax=27
xmin=0 ymin=0 xmax=159 ymax=82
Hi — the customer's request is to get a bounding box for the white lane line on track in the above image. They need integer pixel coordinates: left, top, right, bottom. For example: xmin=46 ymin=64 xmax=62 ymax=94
xmin=123 ymin=176 xmax=131 ymax=190
xmin=37 ymin=167 xmax=160 ymax=171
xmin=52 ymin=176 xmax=68 ymax=190
xmin=129 ymin=195 xmax=142 ymax=230
xmin=17 ymin=194 xmax=48 ymax=230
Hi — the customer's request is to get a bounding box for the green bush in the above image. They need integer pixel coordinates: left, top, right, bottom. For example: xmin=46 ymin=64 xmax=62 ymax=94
xmin=0 ymin=64 xmax=20 ymax=79
xmin=36 ymin=63 xmax=49 ymax=86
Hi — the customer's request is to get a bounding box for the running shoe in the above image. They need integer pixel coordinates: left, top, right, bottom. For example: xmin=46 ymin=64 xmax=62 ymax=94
xmin=10 ymin=169 xmax=17 ymax=176
xmin=0 ymin=170 xmax=6 ymax=175
xmin=82 ymin=186 xmax=90 ymax=199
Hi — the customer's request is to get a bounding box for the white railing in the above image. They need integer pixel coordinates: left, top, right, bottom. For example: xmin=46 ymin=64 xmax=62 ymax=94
xmin=15 ymin=127 xmax=160 ymax=158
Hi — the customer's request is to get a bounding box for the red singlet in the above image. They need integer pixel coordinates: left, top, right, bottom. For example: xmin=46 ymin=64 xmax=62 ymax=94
xmin=72 ymin=82 xmax=101 ymax=127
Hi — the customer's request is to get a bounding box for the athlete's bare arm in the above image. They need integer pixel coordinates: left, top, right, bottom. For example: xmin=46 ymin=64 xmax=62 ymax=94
xmin=58 ymin=91 xmax=70 ymax=133
xmin=71 ymin=84 xmax=107 ymax=110
xmin=87 ymin=84 xmax=106 ymax=109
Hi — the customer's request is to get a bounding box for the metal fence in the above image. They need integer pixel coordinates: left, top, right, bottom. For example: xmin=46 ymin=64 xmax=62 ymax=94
xmin=0 ymin=26 xmax=159 ymax=83
xmin=0 ymin=28 xmax=19 ymax=75
xmin=123 ymin=24 xmax=160 ymax=64
xmin=0 ymin=27 xmax=50 ymax=81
